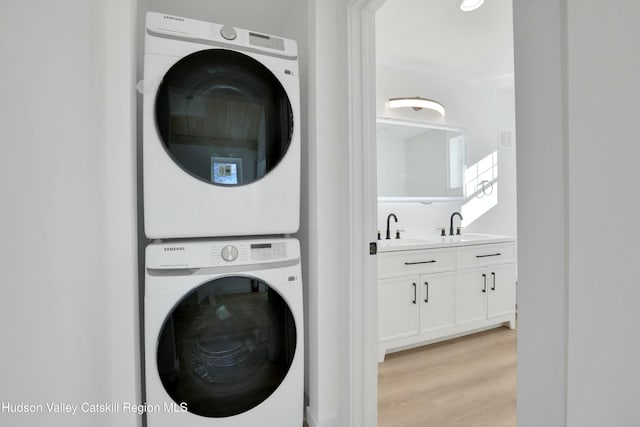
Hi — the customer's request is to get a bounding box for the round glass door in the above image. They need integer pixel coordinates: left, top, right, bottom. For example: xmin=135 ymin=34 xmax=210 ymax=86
xmin=155 ymin=49 xmax=294 ymax=186
xmin=156 ymin=276 xmax=297 ymax=418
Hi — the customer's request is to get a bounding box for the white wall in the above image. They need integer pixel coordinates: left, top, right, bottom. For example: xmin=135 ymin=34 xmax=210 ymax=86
xmin=513 ymin=1 xmax=568 ymax=425
xmin=105 ymin=1 xmax=140 ymax=426
xmin=0 ymin=1 xmax=138 ymax=427
xmin=565 ymin=0 xmax=640 ymax=425
xmin=306 ymin=1 xmax=351 ymax=425
xmin=375 ymin=65 xmax=517 ymax=239
xmin=515 ymin=0 xmax=640 ymax=426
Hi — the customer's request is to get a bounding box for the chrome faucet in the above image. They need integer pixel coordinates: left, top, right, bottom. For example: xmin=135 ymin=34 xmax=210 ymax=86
xmin=386 ymin=213 xmax=398 ymax=240
xmin=449 ymin=212 xmax=463 ymax=236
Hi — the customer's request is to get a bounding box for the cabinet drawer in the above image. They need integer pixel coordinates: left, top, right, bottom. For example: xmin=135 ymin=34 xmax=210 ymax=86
xmin=379 ymin=248 xmax=455 ymax=277
xmin=456 ymin=243 xmax=515 ymax=269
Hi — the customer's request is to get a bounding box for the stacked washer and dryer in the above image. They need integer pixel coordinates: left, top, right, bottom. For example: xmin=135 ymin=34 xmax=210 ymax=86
xmin=142 ymin=12 xmax=303 ymax=427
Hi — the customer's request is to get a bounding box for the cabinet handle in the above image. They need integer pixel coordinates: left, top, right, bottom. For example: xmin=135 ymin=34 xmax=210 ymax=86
xmin=482 ymin=274 xmax=487 ymax=293
xmin=491 ymin=272 xmax=496 ymax=291
xmin=476 ymin=253 xmax=502 ymax=258
xmin=404 ymin=260 xmax=437 ymax=265
xmin=412 ymin=282 xmax=417 ymax=304
xmin=424 ymin=282 xmax=429 ymax=303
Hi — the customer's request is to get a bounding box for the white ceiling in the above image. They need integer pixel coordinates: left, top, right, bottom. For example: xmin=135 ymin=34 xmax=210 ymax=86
xmin=376 ymin=0 xmax=514 ymax=80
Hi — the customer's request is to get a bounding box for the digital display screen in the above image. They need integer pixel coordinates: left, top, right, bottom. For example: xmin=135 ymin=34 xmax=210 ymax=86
xmin=251 ymin=243 xmax=272 ymax=249
xmin=211 ymin=157 xmax=243 ymax=185
xmin=249 ymin=32 xmax=285 ymax=51
xmin=249 ymin=242 xmax=286 ymax=261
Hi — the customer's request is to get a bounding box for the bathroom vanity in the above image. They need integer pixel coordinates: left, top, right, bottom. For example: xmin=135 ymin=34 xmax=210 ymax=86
xmin=377 ymin=234 xmax=516 ymax=362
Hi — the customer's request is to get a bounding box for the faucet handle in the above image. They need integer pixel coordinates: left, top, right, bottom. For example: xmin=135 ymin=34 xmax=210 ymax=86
xmin=456 ymin=226 xmax=464 ymax=236
xmin=437 ymin=227 xmax=446 ymax=237
xmin=395 ymin=229 xmax=405 ymax=239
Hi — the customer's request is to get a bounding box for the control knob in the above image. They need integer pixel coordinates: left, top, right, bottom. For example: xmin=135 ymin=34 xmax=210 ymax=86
xmin=221 ymin=245 xmax=238 ymax=262
xmin=220 ymin=25 xmax=237 ymax=40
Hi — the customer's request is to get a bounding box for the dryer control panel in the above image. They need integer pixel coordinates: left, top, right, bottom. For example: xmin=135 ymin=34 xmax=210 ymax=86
xmin=145 ymin=12 xmax=297 ymax=59
xmin=146 ymin=238 xmax=299 ymax=270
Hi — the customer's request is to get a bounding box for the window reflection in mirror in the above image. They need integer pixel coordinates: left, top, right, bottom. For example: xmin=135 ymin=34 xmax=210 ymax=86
xmin=376 ymin=118 xmax=465 ymax=202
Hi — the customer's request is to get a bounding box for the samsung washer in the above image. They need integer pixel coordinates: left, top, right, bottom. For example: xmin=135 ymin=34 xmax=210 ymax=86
xmin=144 ymin=237 xmax=303 ymax=427
xmin=142 ymin=12 xmax=300 ymax=239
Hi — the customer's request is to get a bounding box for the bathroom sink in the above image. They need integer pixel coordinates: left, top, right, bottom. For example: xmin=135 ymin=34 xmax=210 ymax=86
xmin=456 ymin=233 xmax=511 ymax=242
xmin=437 ymin=233 xmax=515 ymax=245
xmin=380 ymin=238 xmax=432 ymax=246
xmin=378 ymin=234 xmax=516 ymax=252
xmin=457 ymin=233 xmax=494 ymax=241
xmin=378 ymin=238 xmax=435 ymax=252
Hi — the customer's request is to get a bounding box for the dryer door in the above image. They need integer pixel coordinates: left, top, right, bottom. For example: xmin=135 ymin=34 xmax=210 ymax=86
xmin=156 ymin=276 xmax=297 ymax=418
xmin=155 ymin=49 xmax=294 ymax=187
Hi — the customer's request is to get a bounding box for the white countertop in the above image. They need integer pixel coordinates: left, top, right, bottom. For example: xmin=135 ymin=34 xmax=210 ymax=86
xmin=378 ymin=233 xmax=516 ymax=253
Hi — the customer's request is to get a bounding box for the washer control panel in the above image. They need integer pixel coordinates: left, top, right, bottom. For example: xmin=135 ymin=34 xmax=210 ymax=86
xmin=147 ymin=239 xmax=298 ymax=270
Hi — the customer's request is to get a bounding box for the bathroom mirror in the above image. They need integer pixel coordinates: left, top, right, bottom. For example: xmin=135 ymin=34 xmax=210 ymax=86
xmin=376 ymin=117 xmax=466 ymax=202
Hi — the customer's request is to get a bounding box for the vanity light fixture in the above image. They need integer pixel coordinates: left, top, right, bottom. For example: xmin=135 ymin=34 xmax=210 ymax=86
xmin=459 ymin=0 xmax=484 ymax=12
xmin=388 ymin=97 xmax=446 ymax=116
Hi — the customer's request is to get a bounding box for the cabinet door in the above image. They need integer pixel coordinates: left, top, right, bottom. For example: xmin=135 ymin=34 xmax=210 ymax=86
xmin=487 ymin=263 xmax=516 ymax=318
xmin=419 ymin=272 xmax=455 ymax=334
xmin=378 ymin=277 xmax=419 ymax=341
xmin=456 ymin=267 xmax=488 ymax=326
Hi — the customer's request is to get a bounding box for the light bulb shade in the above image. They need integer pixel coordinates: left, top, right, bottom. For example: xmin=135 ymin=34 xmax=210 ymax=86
xmin=388 ymin=97 xmax=446 ymax=115
xmin=459 ymin=0 xmax=484 ymax=12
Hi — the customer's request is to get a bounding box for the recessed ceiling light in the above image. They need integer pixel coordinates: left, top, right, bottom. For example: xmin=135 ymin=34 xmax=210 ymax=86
xmin=459 ymin=0 xmax=485 ymax=12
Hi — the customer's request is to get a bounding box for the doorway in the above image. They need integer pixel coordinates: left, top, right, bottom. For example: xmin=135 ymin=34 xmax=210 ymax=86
xmin=346 ymin=0 xmax=517 ymax=425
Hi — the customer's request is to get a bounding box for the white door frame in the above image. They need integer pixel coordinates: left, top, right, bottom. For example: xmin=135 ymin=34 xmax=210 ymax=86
xmin=346 ymin=0 xmax=386 ymax=426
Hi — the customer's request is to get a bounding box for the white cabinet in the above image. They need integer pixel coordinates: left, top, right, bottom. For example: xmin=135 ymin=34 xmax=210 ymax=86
xmin=455 ymin=242 xmax=516 ymax=326
xmin=378 ymin=240 xmax=516 ymax=362
xmin=488 ymin=263 xmax=517 ymax=319
xmin=378 ymin=271 xmax=455 ymax=343
xmin=378 ymin=277 xmax=419 ymax=341
xmin=419 ymin=272 xmax=455 ymax=334
xmin=456 ymin=267 xmax=487 ymax=325
xmin=378 ymin=247 xmax=456 ymax=362
xmin=456 ymin=263 xmax=516 ymax=326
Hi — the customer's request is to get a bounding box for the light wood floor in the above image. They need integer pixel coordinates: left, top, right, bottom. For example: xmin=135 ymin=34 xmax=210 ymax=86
xmin=378 ymin=327 xmax=517 ymax=427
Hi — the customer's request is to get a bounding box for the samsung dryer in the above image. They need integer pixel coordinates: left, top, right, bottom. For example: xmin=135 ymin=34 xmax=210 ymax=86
xmin=143 ymin=12 xmax=300 ymax=239
xmin=144 ymin=237 xmax=303 ymax=427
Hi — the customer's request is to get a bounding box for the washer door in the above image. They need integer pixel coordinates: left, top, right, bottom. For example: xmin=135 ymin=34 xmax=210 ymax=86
xmin=156 ymin=276 xmax=297 ymax=418
xmin=155 ymin=49 xmax=294 ymax=186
